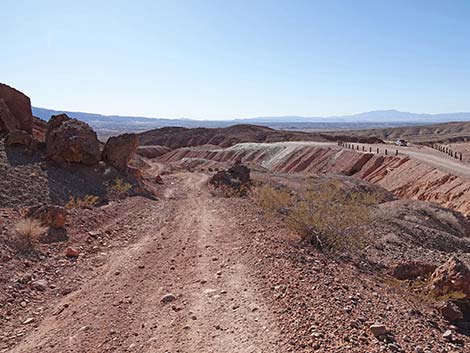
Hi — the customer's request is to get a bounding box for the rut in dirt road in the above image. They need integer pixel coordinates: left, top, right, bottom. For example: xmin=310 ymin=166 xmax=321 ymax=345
xmin=11 ymin=173 xmax=281 ymax=353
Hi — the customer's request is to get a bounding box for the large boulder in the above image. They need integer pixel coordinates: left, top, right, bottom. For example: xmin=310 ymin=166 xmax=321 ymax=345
xmin=102 ymin=133 xmax=138 ymax=171
xmin=0 ymin=83 xmax=33 ymax=133
xmin=209 ymin=161 xmax=251 ymax=196
xmin=429 ymin=256 xmax=470 ymax=298
xmin=46 ymin=114 xmax=100 ymax=165
xmin=0 ymin=99 xmax=19 ymax=133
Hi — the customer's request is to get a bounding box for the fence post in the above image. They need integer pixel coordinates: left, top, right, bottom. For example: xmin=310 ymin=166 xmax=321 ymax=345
xmin=385 ymin=149 xmax=388 ymax=155
xmin=377 ymin=148 xmax=379 ymax=154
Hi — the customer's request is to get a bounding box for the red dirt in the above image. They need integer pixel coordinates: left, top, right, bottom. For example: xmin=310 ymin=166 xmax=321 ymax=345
xmin=2 ymin=171 xmax=470 ymax=352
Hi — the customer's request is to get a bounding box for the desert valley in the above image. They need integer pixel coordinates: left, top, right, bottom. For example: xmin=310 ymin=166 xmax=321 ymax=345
xmin=1 ymin=83 xmax=470 ymax=353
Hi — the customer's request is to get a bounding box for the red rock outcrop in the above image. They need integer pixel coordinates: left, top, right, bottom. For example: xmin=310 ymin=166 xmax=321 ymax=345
xmin=102 ymin=133 xmax=138 ymax=171
xmin=0 ymin=83 xmax=33 ymax=133
xmin=46 ymin=114 xmax=101 ymax=165
xmin=430 ymin=257 xmax=470 ymax=298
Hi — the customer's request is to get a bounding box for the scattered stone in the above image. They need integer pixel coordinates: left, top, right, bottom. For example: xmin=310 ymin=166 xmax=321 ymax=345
xmin=88 ymin=230 xmax=100 ymax=238
xmin=370 ymin=324 xmax=387 ymax=338
xmin=22 ymin=318 xmax=34 ymax=325
xmin=440 ymin=301 xmax=463 ymax=322
xmin=204 ymin=289 xmax=218 ymax=297
xmin=155 ymin=175 xmax=164 ymax=185
xmin=442 ymin=330 xmax=453 ymax=341
xmin=31 ymin=279 xmax=48 ymax=291
xmin=161 ymin=293 xmax=176 ymax=303
xmin=65 ymin=247 xmax=80 ymax=258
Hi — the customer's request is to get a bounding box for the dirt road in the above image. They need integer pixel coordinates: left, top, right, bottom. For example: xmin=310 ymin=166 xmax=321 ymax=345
xmin=11 ymin=173 xmax=280 ymax=353
xmin=340 ymin=142 xmax=470 ymax=178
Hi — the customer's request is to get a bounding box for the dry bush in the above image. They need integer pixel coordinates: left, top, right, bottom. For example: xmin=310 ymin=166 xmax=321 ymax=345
xmin=11 ymin=218 xmax=48 ymax=252
xmin=212 ymin=184 xmax=250 ymax=198
xmin=108 ymin=178 xmax=132 ymax=198
xmin=66 ymin=195 xmax=99 ymax=209
xmin=256 ymin=180 xmax=381 ymax=254
xmin=255 ymin=185 xmax=293 ymax=213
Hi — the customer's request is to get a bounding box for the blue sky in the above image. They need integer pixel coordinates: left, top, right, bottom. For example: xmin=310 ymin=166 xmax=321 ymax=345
xmin=3 ymin=0 xmax=470 ymax=119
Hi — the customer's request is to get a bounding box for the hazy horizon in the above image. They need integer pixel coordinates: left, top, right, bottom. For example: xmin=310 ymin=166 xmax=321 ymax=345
xmin=4 ymin=1 xmax=470 ymax=120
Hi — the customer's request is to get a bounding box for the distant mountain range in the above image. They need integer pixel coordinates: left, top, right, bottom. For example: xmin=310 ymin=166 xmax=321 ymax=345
xmin=32 ymin=107 xmax=470 ymax=138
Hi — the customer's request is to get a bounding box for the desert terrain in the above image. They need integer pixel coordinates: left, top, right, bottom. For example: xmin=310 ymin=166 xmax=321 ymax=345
xmin=2 ymin=83 xmax=470 ymax=353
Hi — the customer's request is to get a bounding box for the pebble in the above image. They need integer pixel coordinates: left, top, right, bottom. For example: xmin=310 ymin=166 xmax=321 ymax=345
xmin=370 ymin=324 xmax=387 ymax=337
xmin=442 ymin=330 xmax=453 ymax=341
xmin=161 ymin=293 xmax=176 ymax=303
xmin=22 ymin=318 xmax=34 ymax=325
xmin=65 ymin=247 xmax=80 ymax=258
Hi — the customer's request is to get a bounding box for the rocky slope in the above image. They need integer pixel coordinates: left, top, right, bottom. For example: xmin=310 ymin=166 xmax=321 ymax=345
xmin=137 ymin=124 xmax=383 ymax=149
xmin=159 ymin=142 xmax=470 ymax=216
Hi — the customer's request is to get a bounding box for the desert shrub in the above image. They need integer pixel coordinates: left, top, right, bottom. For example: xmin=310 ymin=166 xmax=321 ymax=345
xmin=256 ymin=180 xmax=380 ymax=254
xmin=212 ymin=184 xmax=250 ymax=198
xmin=108 ymin=178 xmax=132 ymax=195
xmin=66 ymin=195 xmax=99 ymax=209
xmin=255 ymin=185 xmax=293 ymax=214
xmin=11 ymin=218 xmax=48 ymax=252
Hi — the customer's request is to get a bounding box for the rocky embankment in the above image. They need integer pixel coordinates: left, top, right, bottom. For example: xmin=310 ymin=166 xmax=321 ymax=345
xmin=159 ymin=142 xmax=470 ymax=216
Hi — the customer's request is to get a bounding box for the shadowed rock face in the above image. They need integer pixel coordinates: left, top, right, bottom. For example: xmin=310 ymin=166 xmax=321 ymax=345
xmin=0 ymin=99 xmax=19 ymax=132
xmin=46 ymin=114 xmax=101 ymax=165
xmin=0 ymin=83 xmax=33 ymax=133
xmin=102 ymin=133 xmax=138 ymax=171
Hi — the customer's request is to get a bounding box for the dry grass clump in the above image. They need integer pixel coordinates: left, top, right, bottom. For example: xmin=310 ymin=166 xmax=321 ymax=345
xmin=66 ymin=195 xmax=99 ymax=209
xmin=11 ymin=217 xmax=48 ymax=252
xmin=256 ymin=180 xmax=381 ymax=254
xmin=110 ymin=178 xmax=132 ymax=193
xmin=108 ymin=178 xmax=132 ymax=199
xmin=212 ymin=184 xmax=250 ymax=198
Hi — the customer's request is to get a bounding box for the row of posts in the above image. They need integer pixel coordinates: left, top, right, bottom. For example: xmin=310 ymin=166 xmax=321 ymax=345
xmin=432 ymin=143 xmax=463 ymax=161
xmin=337 ymin=141 xmax=398 ymax=156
